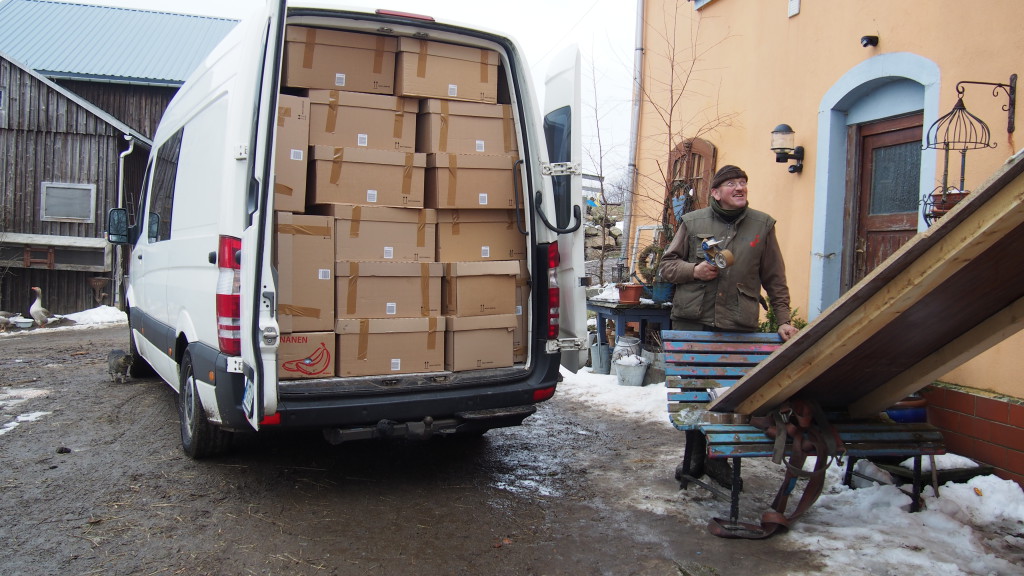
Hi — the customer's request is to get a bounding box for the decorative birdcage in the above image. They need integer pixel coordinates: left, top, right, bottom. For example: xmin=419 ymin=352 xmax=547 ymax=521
xmin=921 ymin=75 xmax=1017 ymax=226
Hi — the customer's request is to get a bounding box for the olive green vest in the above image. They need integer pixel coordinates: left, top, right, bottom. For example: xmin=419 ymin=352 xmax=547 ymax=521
xmin=671 ymin=207 xmax=776 ymax=331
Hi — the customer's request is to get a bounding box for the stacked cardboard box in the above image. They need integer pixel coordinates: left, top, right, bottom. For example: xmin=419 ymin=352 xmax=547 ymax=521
xmin=275 ymin=24 xmax=529 ymax=378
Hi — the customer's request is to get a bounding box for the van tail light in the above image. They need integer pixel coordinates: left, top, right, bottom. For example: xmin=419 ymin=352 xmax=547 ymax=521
xmin=216 ymin=235 xmax=242 ymax=356
xmin=545 ymin=242 xmax=560 ymax=339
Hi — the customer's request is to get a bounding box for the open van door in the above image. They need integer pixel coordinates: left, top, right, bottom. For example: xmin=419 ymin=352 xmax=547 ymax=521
xmin=543 ymin=45 xmax=588 ymax=371
xmin=239 ymin=0 xmax=287 ymax=430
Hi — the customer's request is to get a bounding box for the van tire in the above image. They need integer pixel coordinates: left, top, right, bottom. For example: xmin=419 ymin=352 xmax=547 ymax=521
xmin=127 ymin=322 xmax=155 ymax=378
xmin=178 ymin=351 xmax=231 ymax=458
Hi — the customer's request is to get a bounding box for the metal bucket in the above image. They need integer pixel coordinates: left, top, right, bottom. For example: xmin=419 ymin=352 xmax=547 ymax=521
xmin=615 ymin=359 xmax=648 ymax=386
xmin=611 ymin=336 xmax=641 ymax=362
xmin=590 ymin=343 xmax=610 ymax=374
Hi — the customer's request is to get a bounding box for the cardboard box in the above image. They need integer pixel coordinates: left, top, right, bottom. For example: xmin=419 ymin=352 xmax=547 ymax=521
xmin=335 ymin=317 xmax=445 ymax=376
xmin=274 ymin=94 xmax=310 ymax=213
xmin=284 ymin=26 xmax=396 ymax=93
xmin=278 ymin=332 xmax=336 ymax=379
xmin=395 ymin=38 xmax=499 ymax=103
xmin=336 ymin=261 xmax=442 ymax=318
xmin=276 ymin=213 xmax=335 ymax=332
xmin=310 ymin=146 xmax=426 ymax=208
xmin=514 ymin=260 xmax=530 ymax=363
xmin=426 ymin=153 xmax=520 ymax=209
xmin=444 ymin=314 xmax=516 ymax=371
xmin=442 ymin=261 xmax=519 ymax=317
xmin=311 ymin=203 xmax=436 ymax=262
xmin=435 ymin=209 xmax=527 ymax=262
xmin=308 ymin=90 xmax=417 ymax=151
xmin=417 ymin=99 xmax=517 ymax=154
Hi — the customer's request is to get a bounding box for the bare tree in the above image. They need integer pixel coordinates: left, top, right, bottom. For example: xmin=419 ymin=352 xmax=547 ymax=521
xmin=630 ymin=3 xmax=737 ymax=277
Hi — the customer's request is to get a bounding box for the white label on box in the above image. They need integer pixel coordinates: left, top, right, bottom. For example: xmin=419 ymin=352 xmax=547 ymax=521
xmin=290 ymin=149 xmax=303 ymax=161
xmin=318 ymin=269 xmax=331 ymax=280
xmin=390 ymin=358 xmax=401 ymax=371
xmin=335 ymin=73 xmax=346 ymax=87
xmin=386 ymin=302 xmax=397 ymax=315
xmin=478 ymin=193 xmax=489 ymax=206
xmin=476 ymin=140 xmax=486 ymax=152
xmin=481 ymin=245 xmax=491 ymax=258
xmin=367 ymin=189 xmax=378 ymax=203
xmin=357 ymin=133 xmax=368 ymax=147
xmin=516 ymin=305 xmax=523 ymax=316
xmin=448 ymin=84 xmax=458 ymax=97
xmin=383 ymin=246 xmax=394 ymax=259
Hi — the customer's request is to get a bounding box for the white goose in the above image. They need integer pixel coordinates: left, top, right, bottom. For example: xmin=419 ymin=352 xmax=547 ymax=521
xmin=30 ymin=286 xmax=60 ymax=327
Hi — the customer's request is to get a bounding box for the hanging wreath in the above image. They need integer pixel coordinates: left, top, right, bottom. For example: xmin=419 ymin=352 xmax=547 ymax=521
xmin=636 ymin=244 xmax=664 ymax=282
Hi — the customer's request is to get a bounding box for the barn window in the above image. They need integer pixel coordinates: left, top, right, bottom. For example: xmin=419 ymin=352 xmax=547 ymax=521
xmin=40 ymin=182 xmax=96 ymax=223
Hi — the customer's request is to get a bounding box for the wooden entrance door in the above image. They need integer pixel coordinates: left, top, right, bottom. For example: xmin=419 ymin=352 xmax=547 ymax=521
xmin=845 ymin=114 xmax=923 ymax=289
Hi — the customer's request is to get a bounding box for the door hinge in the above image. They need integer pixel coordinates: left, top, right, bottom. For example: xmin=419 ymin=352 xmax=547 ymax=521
xmin=542 ymin=162 xmax=582 ymax=177
xmin=546 ymin=337 xmax=587 ymax=354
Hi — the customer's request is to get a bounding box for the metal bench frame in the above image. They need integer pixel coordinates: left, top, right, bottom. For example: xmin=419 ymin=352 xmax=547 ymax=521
xmin=663 ymin=330 xmax=946 ymax=533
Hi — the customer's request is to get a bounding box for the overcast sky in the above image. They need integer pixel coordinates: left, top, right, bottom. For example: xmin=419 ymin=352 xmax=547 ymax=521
xmin=62 ymin=0 xmax=638 ymax=183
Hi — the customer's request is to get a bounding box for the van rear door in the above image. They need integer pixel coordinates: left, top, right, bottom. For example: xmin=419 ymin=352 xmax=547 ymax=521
xmin=239 ymin=0 xmax=287 ymax=430
xmin=542 ymin=46 xmax=588 ymax=371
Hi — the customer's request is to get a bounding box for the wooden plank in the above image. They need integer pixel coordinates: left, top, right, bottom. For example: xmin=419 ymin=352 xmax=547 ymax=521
xmin=664 ymin=341 xmax=781 ymax=353
xmin=710 ymin=153 xmax=1024 ymax=415
xmin=849 ymin=294 xmax=1024 ymax=417
xmin=662 ymin=330 xmax=784 ymax=343
xmin=664 ymin=365 xmax=752 ymax=378
xmin=665 ymin=352 xmax=774 ymax=364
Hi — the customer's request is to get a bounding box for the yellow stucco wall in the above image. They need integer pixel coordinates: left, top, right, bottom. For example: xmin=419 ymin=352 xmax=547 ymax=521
xmin=634 ymin=0 xmax=1024 ymax=397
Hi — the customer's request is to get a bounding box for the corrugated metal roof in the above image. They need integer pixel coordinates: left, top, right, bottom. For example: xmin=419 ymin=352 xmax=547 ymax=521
xmin=0 ymin=0 xmax=238 ymax=86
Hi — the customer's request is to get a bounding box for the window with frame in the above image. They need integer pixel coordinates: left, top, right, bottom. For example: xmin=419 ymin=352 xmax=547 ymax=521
xmin=149 ymin=128 xmax=184 ymax=242
xmin=40 ymin=182 xmax=96 ymax=223
xmin=668 ymin=138 xmax=717 ymax=216
xmin=0 ymin=87 xmax=5 ymax=110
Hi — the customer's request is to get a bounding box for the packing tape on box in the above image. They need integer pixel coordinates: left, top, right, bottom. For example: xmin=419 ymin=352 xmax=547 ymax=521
xmin=450 ymin=209 xmax=461 ymax=235
xmin=479 ymin=49 xmax=490 ymax=83
xmin=278 ymin=222 xmax=332 ymax=237
xmin=349 ymin=205 xmax=362 ymax=238
xmin=357 ymin=318 xmax=369 ymax=360
xmin=417 ymin=209 xmax=426 ymax=247
xmin=278 ymin=105 xmax=292 ymax=127
xmin=503 ymin=106 xmax=514 ymax=153
xmin=402 ymin=152 xmax=415 ymax=196
xmin=438 ymin=100 xmax=450 ymax=152
xmin=346 ymin=261 xmax=359 ymax=315
xmin=302 ymin=28 xmax=317 ymax=70
xmin=279 ymin=303 xmax=321 ymax=319
xmin=274 ymin=182 xmax=295 ymax=198
xmin=393 ymin=101 xmax=406 ymax=140
xmin=420 ymin=263 xmax=431 ymax=316
xmin=330 ymin=148 xmax=344 ymax=184
xmin=427 ymin=317 xmax=438 ymax=350
xmin=325 ymin=90 xmax=340 ymax=134
xmin=446 ymin=153 xmax=458 ymax=207
xmin=374 ymin=36 xmax=387 ymax=74
xmin=416 ymin=40 xmax=428 ymax=78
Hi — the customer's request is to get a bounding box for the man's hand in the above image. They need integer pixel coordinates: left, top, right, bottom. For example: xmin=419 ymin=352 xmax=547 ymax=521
xmin=694 ymin=260 xmax=719 ymax=282
xmin=778 ymin=323 xmax=799 ymax=342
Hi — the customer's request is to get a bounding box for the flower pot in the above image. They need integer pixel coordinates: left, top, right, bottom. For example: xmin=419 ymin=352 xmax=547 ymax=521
xmin=616 ymin=283 xmax=643 ymax=304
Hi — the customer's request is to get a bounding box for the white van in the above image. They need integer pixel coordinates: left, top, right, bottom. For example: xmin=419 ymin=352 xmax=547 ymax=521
xmin=107 ymin=2 xmax=587 ymax=458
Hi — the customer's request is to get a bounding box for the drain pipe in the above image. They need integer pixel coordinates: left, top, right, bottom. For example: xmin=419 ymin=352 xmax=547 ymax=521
xmin=621 ymin=0 xmax=645 ymax=281
xmin=113 ymin=134 xmax=136 ymax=310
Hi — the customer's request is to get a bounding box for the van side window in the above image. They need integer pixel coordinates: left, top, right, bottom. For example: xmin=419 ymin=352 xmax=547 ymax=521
xmin=544 ymin=106 xmax=572 ymax=229
xmin=150 ymin=128 xmax=184 ymax=242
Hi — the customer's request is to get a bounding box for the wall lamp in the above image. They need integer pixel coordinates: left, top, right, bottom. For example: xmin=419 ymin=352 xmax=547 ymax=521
xmin=770 ymin=124 xmax=804 ymax=173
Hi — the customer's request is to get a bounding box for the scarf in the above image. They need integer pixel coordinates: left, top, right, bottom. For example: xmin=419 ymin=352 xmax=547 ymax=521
xmin=711 ymin=197 xmax=747 ymax=223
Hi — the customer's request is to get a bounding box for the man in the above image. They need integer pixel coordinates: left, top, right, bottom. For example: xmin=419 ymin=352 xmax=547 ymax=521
xmin=658 ymin=164 xmax=798 ymax=488
xmin=659 ymin=164 xmax=798 ymax=341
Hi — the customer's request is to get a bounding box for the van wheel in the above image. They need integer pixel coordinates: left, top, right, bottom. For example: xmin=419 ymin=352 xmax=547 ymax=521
xmin=127 ymin=322 xmax=155 ymax=378
xmin=178 ymin=351 xmax=231 ymax=458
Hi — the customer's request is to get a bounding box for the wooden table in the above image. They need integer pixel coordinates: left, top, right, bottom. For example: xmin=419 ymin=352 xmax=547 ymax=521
xmin=586 ymin=299 xmax=672 ymax=347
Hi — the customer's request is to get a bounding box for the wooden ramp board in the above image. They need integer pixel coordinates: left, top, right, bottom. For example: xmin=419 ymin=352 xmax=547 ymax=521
xmin=710 ymin=151 xmax=1024 ymax=418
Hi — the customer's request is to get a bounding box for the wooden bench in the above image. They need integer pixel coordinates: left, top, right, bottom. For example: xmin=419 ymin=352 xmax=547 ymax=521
xmin=663 ymin=330 xmax=946 ymax=537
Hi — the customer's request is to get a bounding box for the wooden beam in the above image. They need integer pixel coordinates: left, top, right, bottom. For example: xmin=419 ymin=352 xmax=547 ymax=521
xmin=711 ymin=158 xmax=1024 ymax=415
xmin=848 ymin=294 xmax=1024 ymax=417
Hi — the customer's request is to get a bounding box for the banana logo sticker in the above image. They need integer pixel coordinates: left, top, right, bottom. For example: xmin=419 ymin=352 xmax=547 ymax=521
xmin=282 ymin=342 xmax=332 ymax=376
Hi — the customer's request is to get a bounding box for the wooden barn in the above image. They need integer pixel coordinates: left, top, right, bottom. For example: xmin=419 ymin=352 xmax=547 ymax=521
xmin=0 ymin=0 xmax=237 ymax=317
